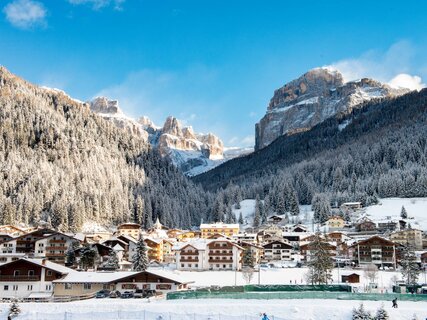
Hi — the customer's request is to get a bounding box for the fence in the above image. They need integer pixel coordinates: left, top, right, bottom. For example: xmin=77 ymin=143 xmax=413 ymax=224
xmin=17 ymin=310 xmax=286 ymax=320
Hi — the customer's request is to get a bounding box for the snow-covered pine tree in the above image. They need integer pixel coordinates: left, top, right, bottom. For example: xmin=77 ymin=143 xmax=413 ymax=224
xmin=242 ymin=248 xmax=255 ymax=267
xmin=132 ymin=234 xmax=149 ymax=271
xmin=306 ymin=232 xmax=333 ymax=285
xmin=253 ymin=198 xmax=261 ymax=228
xmin=400 ymin=245 xmax=420 ymax=286
xmin=352 ymin=303 xmax=371 ymax=320
xmin=65 ymin=246 xmax=76 ymax=267
xmin=9 ymin=299 xmax=21 ymax=316
xmin=105 ymin=250 xmax=120 ymax=270
xmin=400 ymin=206 xmax=408 ymax=219
xmin=79 ymin=244 xmax=98 ymax=270
xmin=375 ymin=304 xmax=389 ymax=320
xmin=238 ymin=212 xmax=244 ymax=225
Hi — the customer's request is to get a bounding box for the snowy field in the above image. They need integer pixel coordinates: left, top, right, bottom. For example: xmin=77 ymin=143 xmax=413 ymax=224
xmin=159 ymin=267 xmax=422 ymax=291
xmin=364 ymin=197 xmax=427 ymax=230
xmin=3 ymin=298 xmax=426 ymax=320
xmin=233 ymin=197 xmax=427 ymax=231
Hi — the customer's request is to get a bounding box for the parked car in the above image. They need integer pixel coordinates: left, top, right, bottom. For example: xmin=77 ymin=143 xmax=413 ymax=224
xmin=95 ymin=290 xmax=110 ymax=298
xmin=121 ymin=291 xmax=134 ymax=299
xmin=109 ymin=290 xmax=121 ymax=298
xmin=134 ymin=289 xmax=144 ymax=298
xmin=143 ymin=289 xmax=156 ymax=298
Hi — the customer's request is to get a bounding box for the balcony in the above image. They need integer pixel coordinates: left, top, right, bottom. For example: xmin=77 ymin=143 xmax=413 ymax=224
xmin=49 ymin=239 xmax=66 ymax=244
xmin=0 ymin=275 xmax=40 ymax=281
xmin=46 ymin=246 xmax=65 ymax=250
xmin=180 ymin=257 xmax=198 ymax=262
xmin=181 ymin=251 xmax=198 ymax=256
xmin=209 ymin=259 xmax=233 ymax=263
xmin=209 ymin=252 xmax=233 ymax=256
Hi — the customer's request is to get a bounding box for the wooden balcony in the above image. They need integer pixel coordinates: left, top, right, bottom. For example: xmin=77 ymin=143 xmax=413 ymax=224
xmin=180 ymin=257 xmax=198 ymax=262
xmin=209 ymin=259 xmax=233 ymax=263
xmin=0 ymin=275 xmax=40 ymax=281
xmin=181 ymin=251 xmax=198 ymax=256
xmin=49 ymin=239 xmax=66 ymax=244
xmin=209 ymin=252 xmax=233 ymax=256
xmin=46 ymin=246 xmax=65 ymax=250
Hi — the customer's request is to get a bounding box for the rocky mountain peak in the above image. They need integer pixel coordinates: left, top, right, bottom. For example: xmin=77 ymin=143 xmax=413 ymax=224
xmin=162 ymin=116 xmax=183 ymax=137
xmin=89 ymin=97 xmax=122 ymax=114
xmin=255 ymin=67 xmax=409 ymax=150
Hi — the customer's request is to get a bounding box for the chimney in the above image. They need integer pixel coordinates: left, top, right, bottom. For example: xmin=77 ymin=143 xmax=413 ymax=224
xmin=42 ymin=258 xmax=46 ymax=266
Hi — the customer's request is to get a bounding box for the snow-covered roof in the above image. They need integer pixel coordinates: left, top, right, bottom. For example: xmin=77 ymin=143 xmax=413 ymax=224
xmin=54 ymin=271 xmax=138 ymax=283
xmin=54 ymin=269 xmax=188 ymax=284
xmin=21 ymin=258 xmax=74 ymax=274
xmin=113 ymin=244 xmax=124 ymax=251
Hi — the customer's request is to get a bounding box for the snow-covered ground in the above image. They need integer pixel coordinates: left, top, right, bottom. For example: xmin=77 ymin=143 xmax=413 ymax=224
xmin=234 ymin=197 xmax=427 ymax=232
xmin=364 ymin=198 xmax=427 ymax=231
xmin=157 ymin=267 xmax=424 ymax=291
xmin=5 ymin=298 xmax=426 ymax=320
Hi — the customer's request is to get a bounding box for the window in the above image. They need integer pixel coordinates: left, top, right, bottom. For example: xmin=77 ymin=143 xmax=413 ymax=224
xmin=46 ymin=285 xmax=52 ymax=291
xmin=13 ymin=270 xmax=20 ymax=276
xmin=39 ymin=243 xmax=44 ymax=247
xmin=84 ymin=283 xmax=92 ymax=290
xmin=188 ymin=264 xmax=192 ymax=268
xmin=181 ymin=264 xmax=184 ymax=268
xmin=47 ymin=270 xmax=52 ymax=276
xmin=65 ymin=283 xmax=72 ymax=290
xmin=4 ymin=285 xmax=8 ymax=291
xmin=27 ymin=285 xmax=33 ymax=291
xmin=13 ymin=285 xmax=18 ymax=291
xmin=195 ymin=264 xmax=198 ymax=268
xmin=28 ymin=270 xmax=35 ymax=276
xmin=0 ymin=258 xmax=6 ymax=262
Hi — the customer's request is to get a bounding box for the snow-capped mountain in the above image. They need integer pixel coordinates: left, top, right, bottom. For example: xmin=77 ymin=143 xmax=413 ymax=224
xmin=255 ymin=68 xmax=409 ymax=150
xmin=89 ymin=97 xmax=227 ymax=175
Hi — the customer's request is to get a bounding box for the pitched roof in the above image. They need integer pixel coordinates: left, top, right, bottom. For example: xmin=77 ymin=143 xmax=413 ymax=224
xmin=0 ymin=258 xmax=73 ymax=275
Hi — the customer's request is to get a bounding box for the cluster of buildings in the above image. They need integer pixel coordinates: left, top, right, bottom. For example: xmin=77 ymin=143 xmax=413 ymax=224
xmin=0 ymin=201 xmax=426 ymax=300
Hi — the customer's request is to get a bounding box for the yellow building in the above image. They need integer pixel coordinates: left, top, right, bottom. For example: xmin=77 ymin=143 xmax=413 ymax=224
xmin=144 ymin=238 xmax=164 ymax=262
xmin=327 ymin=216 xmax=345 ymax=229
xmin=200 ymin=222 xmax=239 ymax=238
xmin=176 ymin=231 xmax=200 ymax=241
xmin=116 ymin=223 xmax=141 ymax=239
xmin=390 ymin=229 xmax=423 ymax=250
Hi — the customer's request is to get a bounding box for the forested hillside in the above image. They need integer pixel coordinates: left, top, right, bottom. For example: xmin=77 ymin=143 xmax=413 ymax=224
xmin=194 ymin=89 xmax=427 ymax=220
xmin=0 ymin=67 xmax=212 ymax=231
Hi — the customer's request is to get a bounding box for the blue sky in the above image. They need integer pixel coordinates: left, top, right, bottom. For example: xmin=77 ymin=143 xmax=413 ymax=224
xmin=1 ymin=0 xmax=426 ymax=147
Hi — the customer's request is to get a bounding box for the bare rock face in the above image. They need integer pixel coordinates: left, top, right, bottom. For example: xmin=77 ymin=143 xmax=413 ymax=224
xmin=157 ymin=116 xmax=224 ymax=161
xmin=89 ymin=97 xmax=148 ymax=140
xmin=89 ymin=98 xmax=224 ymax=174
xmin=255 ymin=68 xmax=408 ymax=150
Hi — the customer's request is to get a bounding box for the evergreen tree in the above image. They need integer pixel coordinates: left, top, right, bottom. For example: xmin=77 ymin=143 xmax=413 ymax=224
xmin=238 ymin=212 xmax=244 ymax=225
xmin=105 ymin=250 xmax=120 ymax=270
xmin=401 ymin=246 xmax=420 ymax=286
xmin=79 ymin=244 xmax=98 ymax=270
xmin=132 ymin=234 xmax=149 ymax=271
xmin=243 ymin=248 xmax=255 ymax=267
xmin=375 ymin=304 xmax=389 ymax=320
xmin=400 ymin=206 xmax=408 ymax=219
xmin=9 ymin=300 xmax=21 ymax=316
xmin=253 ymin=198 xmax=261 ymax=228
xmin=352 ymin=303 xmax=371 ymax=320
xmin=65 ymin=246 xmax=76 ymax=267
xmin=306 ymin=232 xmax=333 ymax=285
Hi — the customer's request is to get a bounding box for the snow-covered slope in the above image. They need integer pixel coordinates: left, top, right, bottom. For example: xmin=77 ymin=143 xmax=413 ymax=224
xmin=255 ymin=68 xmax=409 ymax=150
xmin=364 ymin=197 xmax=427 ymax=231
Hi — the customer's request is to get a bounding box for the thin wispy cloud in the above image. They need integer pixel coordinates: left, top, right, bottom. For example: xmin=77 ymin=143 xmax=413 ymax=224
xmin=3 ymin=0 xmax=46 ymax=29
xmin=67 ymin=0 xmax=125 ymax=10
xmin=327 ymin=41 xmax=425 ymax=91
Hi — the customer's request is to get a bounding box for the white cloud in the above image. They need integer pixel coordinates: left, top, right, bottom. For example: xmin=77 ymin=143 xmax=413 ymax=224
xmin=327 ymin=41 xmax=425 ymax=90
xmin=3 ymin=0 xmax=46 ymax=29
xmin=68 ymin=0 xmax=125 ymax=10
xmin=389 ymin=74 xmax=425 ymax=91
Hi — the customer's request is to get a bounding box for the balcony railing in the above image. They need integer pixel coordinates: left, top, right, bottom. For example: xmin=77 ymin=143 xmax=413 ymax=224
xmin=0 ymin=275 xmax=40 ymax=281
xmin=180 ymin=258 xmax=198 ymax=262
xmin=209 ymin=252 xmax=233 ymax=256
